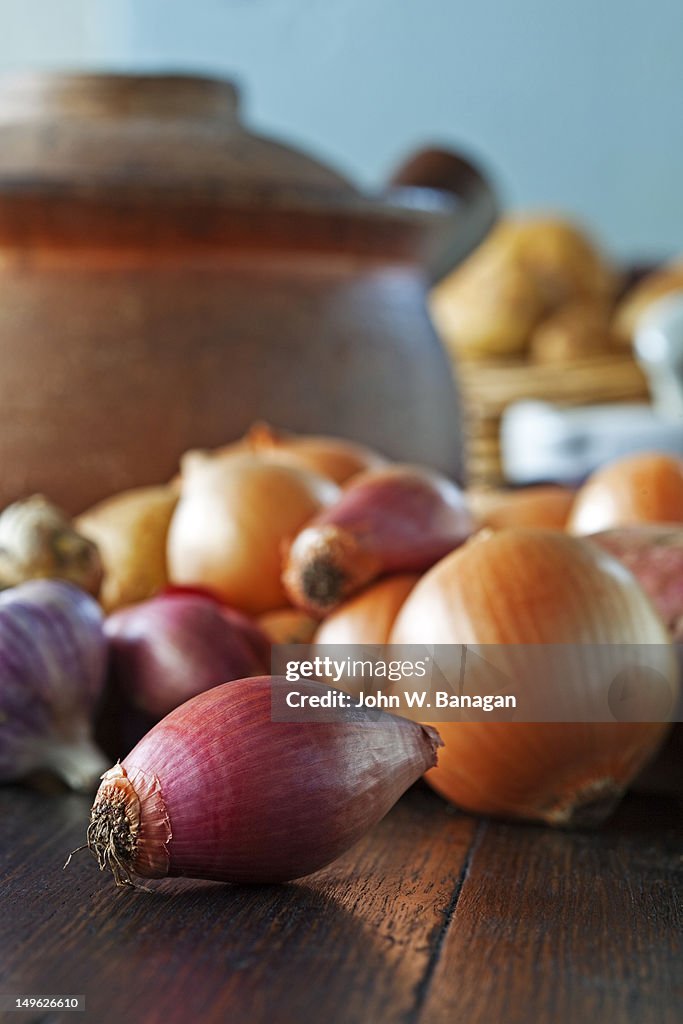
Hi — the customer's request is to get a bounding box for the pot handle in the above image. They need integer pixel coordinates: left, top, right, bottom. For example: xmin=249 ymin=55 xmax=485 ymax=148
xmin=387 ymin=147 xmax=497 ymax=284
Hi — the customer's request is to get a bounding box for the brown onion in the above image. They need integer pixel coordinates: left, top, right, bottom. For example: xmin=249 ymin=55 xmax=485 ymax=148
xmin=390 ymin=528 xmax=678 ymax=826
xmin=257 ymin=608 xmax=318 ymax=645
xmin=283 ymin=465 xmax=472 ymax=616
xmin=467 ymin=485 xmax=575 ymax=531
xmin=82 ymin=676 xmax=441 ymax=886
xmin=314 ymin=574 xmax=420 ymax=646
xmin=569 ymin=451 xmax=683 ymax=534
xmin=242 ymin=423 xmax=388 ymax=484
xmin=167 ymin=453 xmax=339 ymax=615
xmin=205 ymin=423 xmax=388 ymax=484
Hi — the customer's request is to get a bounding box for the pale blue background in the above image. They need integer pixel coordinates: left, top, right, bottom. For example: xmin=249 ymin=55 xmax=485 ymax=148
xmin=2 ymin=0 xmax=682 ymax=259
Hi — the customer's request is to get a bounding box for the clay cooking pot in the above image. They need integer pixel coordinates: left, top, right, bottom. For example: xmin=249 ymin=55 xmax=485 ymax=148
xmin=0 ymin=72 xmax=496 ymax=512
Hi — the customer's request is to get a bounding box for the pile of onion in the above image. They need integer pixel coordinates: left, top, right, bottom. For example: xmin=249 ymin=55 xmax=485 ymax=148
xmin=390 ymin=528 xmax=679 ymax=826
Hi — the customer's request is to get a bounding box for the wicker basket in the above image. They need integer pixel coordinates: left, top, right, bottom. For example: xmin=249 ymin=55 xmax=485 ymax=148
xmin=457 ymin=353 xmax=649 ymax=486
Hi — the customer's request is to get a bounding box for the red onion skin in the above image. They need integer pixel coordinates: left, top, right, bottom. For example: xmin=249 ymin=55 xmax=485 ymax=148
xmin=92 ymin=677 xmax=441 ymax=884
xmin=0 ymin=579 xmax=107 ymax=788
xmin=162 ymin=585 xmax=272 ymax=665
xmin=162 ymin=583 xmax=220 ymax=603
xmin=588 ymin=526 xmax=683 ymax=641
xmin=94 ymin=677 xmax=156 ymax=764
xmin=219 ymin=605 xmax=272 ymax=669
xmin=283 ymin=466 xmax=473 ymax=615
xmin=105 ymin=594 xmax=270 ymax=720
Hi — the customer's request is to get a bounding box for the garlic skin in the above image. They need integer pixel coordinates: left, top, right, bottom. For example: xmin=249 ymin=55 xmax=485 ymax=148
xmin=86 ymin=677 xmax=441 ymax=886
xmin=0 ymin=495 xmax=102 ymax=596
xmin=0 ymin=579 xmax=109 ymax=791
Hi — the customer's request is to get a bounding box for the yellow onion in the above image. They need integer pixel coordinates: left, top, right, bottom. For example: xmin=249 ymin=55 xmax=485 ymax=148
xmin=569 ymin=451 xmax=683 ymax=534
xmin=467 ymin=485 xmax=575 ymax=531
xmin=390 ymin=528 xmax=678 ymax=826
xmin=167 ymin=452 xmax=339 ymax=615
xmin=314 ymin=574 xmax=420 ymax=646
xmin=242 ymin=422 xmax=388 ymax=484
xmin=207 ymin=422 xmax=388 ymax=485
xmin=257 ymin=608 xmax=319 ymax=645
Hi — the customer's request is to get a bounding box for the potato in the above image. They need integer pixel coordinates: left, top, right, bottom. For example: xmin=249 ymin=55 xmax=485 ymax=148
xmin=430 ymin=216 xmax=618 ymax=360
xmin=530 ymin=300 xmax=616 ymax=364
xmin=430 ymin=233 xmax=545 ymax=358
xmin=76 ymin=485 xmax=178 ymax=612
xmin=497 ymin=217 xmax=618 ymax=309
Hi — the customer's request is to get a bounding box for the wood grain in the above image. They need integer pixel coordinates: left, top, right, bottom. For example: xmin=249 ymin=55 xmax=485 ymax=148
xmin=416 ymin=794 xmax=683 ymax=1024
xmin=0 ymin=784 xmax=680 ymax=1024
xmin=0 ymin=784 xmax=476 ymax=1024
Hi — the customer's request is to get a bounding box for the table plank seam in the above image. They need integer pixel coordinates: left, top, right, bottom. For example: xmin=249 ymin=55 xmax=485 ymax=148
xmin=408 ymin=816 xmax=487 ymax=1023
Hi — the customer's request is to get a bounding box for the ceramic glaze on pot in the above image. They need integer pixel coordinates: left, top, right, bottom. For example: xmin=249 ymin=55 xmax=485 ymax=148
xmin=0 ymin=73 xmax=496 ymax=512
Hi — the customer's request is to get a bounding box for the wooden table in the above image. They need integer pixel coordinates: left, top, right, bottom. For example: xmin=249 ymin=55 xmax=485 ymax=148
xmin=1 ymin=777 xmax=681 ymax=1024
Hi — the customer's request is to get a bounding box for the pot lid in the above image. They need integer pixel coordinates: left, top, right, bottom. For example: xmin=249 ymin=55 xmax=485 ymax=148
xmin=0 ymin=72 xmax=358 ymax=200
xmin=0 ymin=72 xmax=497 ymax=280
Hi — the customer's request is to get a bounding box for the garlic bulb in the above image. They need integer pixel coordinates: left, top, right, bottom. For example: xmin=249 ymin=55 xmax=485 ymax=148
xmin=0 ymin=579 xmax=108 ymax=791
xmin=0 ymin=495 xmax=102 ymax=596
